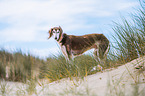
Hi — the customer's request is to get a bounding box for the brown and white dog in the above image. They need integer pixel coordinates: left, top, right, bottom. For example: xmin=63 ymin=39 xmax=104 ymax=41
xmin=48 ymin=26 xmax=109 ymax=64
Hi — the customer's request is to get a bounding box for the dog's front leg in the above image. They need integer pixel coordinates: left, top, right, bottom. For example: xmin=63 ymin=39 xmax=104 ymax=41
xmin=60 ymin=45 xmax=72 ymax=63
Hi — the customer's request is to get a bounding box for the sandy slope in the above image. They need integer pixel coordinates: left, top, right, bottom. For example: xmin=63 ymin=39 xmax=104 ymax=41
xmin=43 ymin=56 xmax=145 ymax=96
xmin=0 ymin=56 xmax=145 ymax=96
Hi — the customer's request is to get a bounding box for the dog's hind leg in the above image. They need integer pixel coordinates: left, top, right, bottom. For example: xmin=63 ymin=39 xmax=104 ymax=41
xmin=93 ymin=48 xmax=101 ymax=63
xmin=98 ymin=42 xmax=110 ymax=64
xmin=93 ymin=42 xmax=110 ymax=71
xmin=93 ymin=48 xmax=103 ymax=71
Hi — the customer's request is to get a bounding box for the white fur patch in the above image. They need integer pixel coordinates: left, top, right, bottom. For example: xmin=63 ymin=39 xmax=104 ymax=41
xmin=57 ymin=29 xmax=59 ymax=32
xmin=57 ymin=32 xmax=60 ymax=40
xmin=61 ymin=45 xmax=69 ymax=61
xmin=52 ymin=29 xmax=60 ymax=40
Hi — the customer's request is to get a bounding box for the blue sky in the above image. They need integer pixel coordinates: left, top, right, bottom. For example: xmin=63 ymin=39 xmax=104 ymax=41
xmin=0 ymin=0 xmax=140 ymax=59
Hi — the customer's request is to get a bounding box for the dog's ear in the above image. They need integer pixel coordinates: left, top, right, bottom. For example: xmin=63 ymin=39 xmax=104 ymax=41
xmin=48 ymin=28 xmax=53 ymax=39
xmin=59 ymin=26 xmax=63 ymax=33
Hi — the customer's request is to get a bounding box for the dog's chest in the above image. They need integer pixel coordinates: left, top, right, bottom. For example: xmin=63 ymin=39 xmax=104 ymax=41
xmin=60 ymin=44 xmax=68 ymax=55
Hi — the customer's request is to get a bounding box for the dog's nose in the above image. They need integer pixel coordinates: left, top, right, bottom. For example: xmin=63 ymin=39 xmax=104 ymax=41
xmin=55 ymin=37 xmax=57 ymax=40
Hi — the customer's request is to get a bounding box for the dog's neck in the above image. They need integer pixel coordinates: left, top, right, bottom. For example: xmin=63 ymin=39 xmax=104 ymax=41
xmin=57 ymin=33 xmax=67 ymax=46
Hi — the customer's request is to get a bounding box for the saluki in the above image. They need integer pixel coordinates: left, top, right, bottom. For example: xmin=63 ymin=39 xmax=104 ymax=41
xmin=48 ymin=26 xmax=109 ymax=65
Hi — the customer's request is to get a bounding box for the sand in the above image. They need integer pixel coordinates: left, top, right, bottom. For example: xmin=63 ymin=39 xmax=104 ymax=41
xmin=0 ymin=56 xmax=145 ymax=96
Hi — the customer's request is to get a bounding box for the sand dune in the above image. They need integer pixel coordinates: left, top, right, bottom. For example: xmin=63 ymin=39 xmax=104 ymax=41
xmin=0 ymin=56 xmax=145 ymax=96
xmin=44 ymin=56 xmax=145 ymax=96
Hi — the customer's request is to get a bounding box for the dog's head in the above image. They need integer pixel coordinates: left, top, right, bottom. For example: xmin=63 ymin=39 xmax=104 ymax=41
xmin=48 ymin=26 xmax=63 ymax=41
